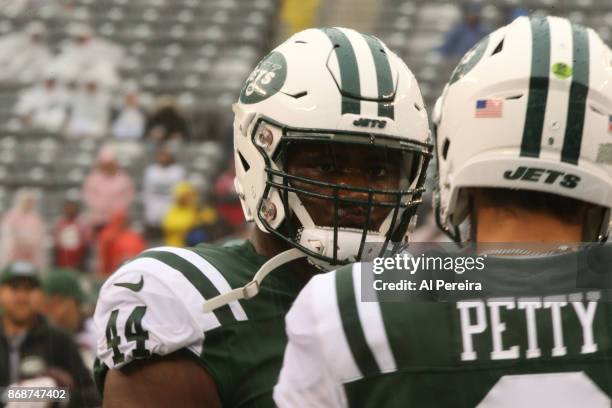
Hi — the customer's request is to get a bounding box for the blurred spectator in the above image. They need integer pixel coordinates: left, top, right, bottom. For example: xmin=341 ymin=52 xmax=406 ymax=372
xmin=52 ymin=198 xmax=91 ymax=270
xmin=111 ymin=83 xmax=147 ymax=140
xmin=52 ymin=22 xmax=124 ymax=84
xmin=185 ymin=206 xmax=218 ymax=246
xmin=0 ymin=262 xmax=99 ymax=406
xmin=0 ymin=189 xmax=46 ymax=270
xmin=145 ymin=96 xmax=191 ymax=142
xmin=0 ymin=0 xmax=47 ymax=16
xmin=214 ymin=167 xmax=245 ymax=231
xmin=281 ymin=0 xmax=321 ymax=35
xmin=65 ymin=67 xmax=114 ymax=139
xmin=438 ymin=3 xmax=488 ymax=58
xmin=41 ymin=268 xmax=96 ymax=369
xmin=13 ymin=67 xmax=71 ymax=132
xmin=162 ymin=181 xmax=199 ymax=247
xmin=82 ymin=147 xmax=135 ymax=231
xmin=504 ymin=7 xmax=529 ymax=24
xmin=97 ymin=210 xmax=146 ymax=276
xmin=0 ymin=22 xmax=52 ymax=84
xmin=0 ymin=0 xmax=30 ymax=15
xmin=142 ymin=146 xmax=186 ymax=240
xmin=0 ymin=21 xmax=41 ymax=57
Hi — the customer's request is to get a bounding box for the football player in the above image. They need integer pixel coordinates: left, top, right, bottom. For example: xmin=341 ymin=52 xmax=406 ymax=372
xmin=274 ymin=16 xmax=612 ymax=407
xmin=93 ymin=27 xmax=431 ymax=407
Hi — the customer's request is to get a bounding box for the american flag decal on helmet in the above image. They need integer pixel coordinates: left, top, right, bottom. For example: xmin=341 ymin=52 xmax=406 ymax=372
xmin=475 ymin=99 xmax=503 ymax=118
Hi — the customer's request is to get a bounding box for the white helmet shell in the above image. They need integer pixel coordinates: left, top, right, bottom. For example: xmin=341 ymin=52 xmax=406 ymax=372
xmin=233 ymin=27 xmax=431 ymax=268
xmin=434 ymin=16 xmax=612 ymax=233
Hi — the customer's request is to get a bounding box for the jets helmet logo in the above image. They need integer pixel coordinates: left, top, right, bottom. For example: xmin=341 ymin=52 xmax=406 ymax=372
xmin=240 ymin=51 xmax=287 ymax=104
xmin=503 ymin=166 xmax=580 ymax=189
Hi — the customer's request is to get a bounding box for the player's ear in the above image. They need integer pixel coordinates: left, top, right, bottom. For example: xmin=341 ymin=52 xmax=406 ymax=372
xmin=582 ymin=205 xmax=610 ymax=242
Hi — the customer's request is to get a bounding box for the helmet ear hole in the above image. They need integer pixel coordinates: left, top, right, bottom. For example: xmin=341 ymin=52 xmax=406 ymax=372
xmin=491 ymin=38 xmax=504 ymax=56
xmin=238 ymin=151 xmax=251 ymax=172
xmin=441 ymin=138 xmax=450 ymax=161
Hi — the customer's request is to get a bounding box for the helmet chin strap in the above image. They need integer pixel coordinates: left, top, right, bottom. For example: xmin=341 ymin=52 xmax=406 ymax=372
xmin=203 ymin=248 xmax=306 ymax=313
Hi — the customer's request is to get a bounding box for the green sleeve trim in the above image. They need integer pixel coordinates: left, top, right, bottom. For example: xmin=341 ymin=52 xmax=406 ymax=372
xmin=93 ymin=358 xmax=109 ymax=397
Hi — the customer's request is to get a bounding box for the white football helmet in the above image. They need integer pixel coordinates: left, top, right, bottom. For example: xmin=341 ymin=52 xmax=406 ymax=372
xmin=433 ymin=16 xmax=612 ymax=242
xmin=233 ymin=27 xmax=432 ymax=269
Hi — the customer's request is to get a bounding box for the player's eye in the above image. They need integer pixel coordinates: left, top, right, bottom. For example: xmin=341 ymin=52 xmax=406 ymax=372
xmin=370 ymin=166 xmax=387 ymax=178
xmin=317 ymin=162 xmax=335 ymax=172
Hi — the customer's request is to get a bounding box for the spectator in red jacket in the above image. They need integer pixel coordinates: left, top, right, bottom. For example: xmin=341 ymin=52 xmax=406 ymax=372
xmin=214 ymin=166 xmax=245 ymax=230
xmin=97 ymin=209 xmax=145 ymax=276
xmin=52 ymin=198 xmax=91 ymax=270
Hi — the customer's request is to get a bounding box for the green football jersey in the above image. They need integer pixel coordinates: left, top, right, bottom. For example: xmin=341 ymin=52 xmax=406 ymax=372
xmin=275 ymin=252 xmax=612 ymax=407
xmin=94 ymin=240 xmax=306 ymax=407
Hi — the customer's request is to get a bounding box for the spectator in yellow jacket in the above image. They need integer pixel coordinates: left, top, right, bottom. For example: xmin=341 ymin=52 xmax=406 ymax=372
xmin=162 ymin=181 xmax=199 ymax=247
xmin=281 ymin=0 xmax=320 ymax=35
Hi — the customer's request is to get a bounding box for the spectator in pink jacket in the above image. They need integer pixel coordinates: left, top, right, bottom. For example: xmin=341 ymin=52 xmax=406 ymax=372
xmin=82 ymin=148 xmax=135 ymax=232
xmin=0 ymin=189 xmax=46 ymax=269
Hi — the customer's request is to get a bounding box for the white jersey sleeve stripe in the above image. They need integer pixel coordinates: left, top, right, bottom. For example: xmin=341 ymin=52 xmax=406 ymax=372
xmin=111 ymin=257 xmax=222 ymax=333
xmin=144 ymin=246 xmax=248 ymax=321
xmin=275 ymin=273 xmax=348 ymax=407
xmin=311 ymin=271 xmax=362 ymax=383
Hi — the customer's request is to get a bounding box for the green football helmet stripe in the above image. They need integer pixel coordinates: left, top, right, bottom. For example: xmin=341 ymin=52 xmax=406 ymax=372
xmin=137 ymin=251 xmax=237 ymax=326
xmin=520 ymin=16 xmax=551 ymax=159
xmin=361 ymin=33 xmax=395 ymax=119
xmin=322 ymin=28 xmax=361 ymax=115
xmin=335 ymin=267 xmax=381 ymax=377
xmin=561 ymin=24 xmax=590 ymax=165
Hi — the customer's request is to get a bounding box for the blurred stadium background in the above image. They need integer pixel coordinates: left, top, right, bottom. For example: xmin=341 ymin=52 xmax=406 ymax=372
xmin=0 ymin=0 xmax=608 ymax=320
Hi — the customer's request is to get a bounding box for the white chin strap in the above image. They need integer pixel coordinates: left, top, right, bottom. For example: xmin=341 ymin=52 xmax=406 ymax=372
xmin=299 ymin=227 xmax=388 ymax=269
xmin=203 ymin=229 xmax=391 ymax=313
xmin=203 ymin=248 xmax=306 ymax=313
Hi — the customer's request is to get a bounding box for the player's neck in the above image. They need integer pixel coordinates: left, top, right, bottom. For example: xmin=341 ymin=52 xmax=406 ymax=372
xmin=475 ymin=206 xmax=582 ymax=243
xmin=250 ymin=227 xmax=317 ymax=282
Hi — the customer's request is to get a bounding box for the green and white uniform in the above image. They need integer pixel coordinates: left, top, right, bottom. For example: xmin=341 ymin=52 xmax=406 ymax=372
xmin=274 ymin=254 xmax=612 ymax=407
xmin=94 ymin=241 xmax=305 ymax=407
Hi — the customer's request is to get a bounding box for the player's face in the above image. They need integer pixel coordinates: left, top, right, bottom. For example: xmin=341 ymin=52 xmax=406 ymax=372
xmin=286 ymin=142 xmax=403 ymax=231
